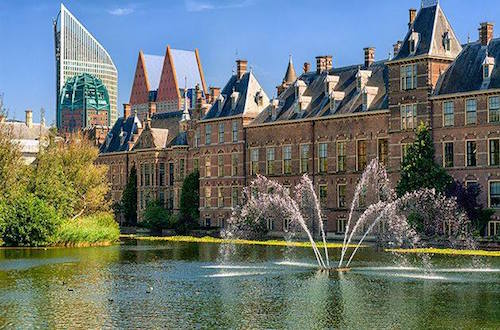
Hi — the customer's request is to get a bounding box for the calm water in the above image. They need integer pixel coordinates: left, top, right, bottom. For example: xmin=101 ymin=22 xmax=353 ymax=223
xmin=0 ymin=239 xmax=499 ymax=329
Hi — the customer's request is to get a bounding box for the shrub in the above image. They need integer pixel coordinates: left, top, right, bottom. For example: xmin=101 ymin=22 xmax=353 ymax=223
xmin=55 ymin=212 xmax=119 ymax=245
xmin=142 ymin=200 xmax=172 ymax=233
xmin=178 ymin=171 xmax=199 ymax=233
xmin=1 ymin=194 xmax=60 ymax=247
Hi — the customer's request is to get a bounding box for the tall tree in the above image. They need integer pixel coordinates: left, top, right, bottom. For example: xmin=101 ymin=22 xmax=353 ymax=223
xmin=120 ymin=166 xmax=138 ymax=225
xmin=0 ymin=126 xmax=29 ymax=200
xmin=178 ymin=170 xmax=200 ymax=233
xmin=396 ymin=123 xmax=453 ymax=197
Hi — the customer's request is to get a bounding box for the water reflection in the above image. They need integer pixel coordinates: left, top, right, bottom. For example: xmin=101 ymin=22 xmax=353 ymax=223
xmin=0 ymin=239 xmax=499 ymax=328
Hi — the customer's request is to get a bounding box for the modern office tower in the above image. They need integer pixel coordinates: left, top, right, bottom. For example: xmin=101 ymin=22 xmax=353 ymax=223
xmin=54 ymin=3 xmax=118 ymax=130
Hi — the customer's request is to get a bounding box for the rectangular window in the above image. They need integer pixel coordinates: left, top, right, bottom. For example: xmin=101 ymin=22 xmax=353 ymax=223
xmin=169 ymin=163 xmax=174 ymax=185
xmin=193 ymin=158 xmax=199 ymax=171
xmin=319 ymin=143 xmax=328 ymax=173
xmin=205 ymin=187 xmax=211 ymax=208
xmin=218 ymin=123 xmax=224 ymax=144
xmin=205 ymin=124 xmax=212 ymax=145
xmin=231 ymin=187 xmax=238 ymax=207
xmin=443 ymin=101 xmax=454 ymax=127
xmin=300 ymin=145 xmax=309 ymax=173
xmin=231 ymin=154 xmax=238 ymax=176
xmin=357 ymin=140 xmax=367 ymax=171
xmin=401 ymin=104 xmax=417 ymax=130
xmin=218 ymin=155 xmax=224 ymax=177
xmin=466 ymin=141 xmax=477 ymax=167
xmin=336 ymin=217 xmax=346 ymax=234
xmin=205 ymin=157 xmax=211 ymax=177
xmin=205 ymin=217 xmax=211 ymax=227
xmin=400 ymin=64 xmax=417 ymax=90
xmin=159 ymin=191 xmax=165 ymax=206
xmin=488 ymin=221 xmax=500 ymax=237
xmin=319 ymin=184 xmax=328 ymax=206
xmin=337 ymin=141 xmax=346 ymax=172
xmin=490 ymin=139 xmax=500 ymax=166
xmin=179 ymin=159 xmax=185 ymax=179
xmin=145 ymin=163 xmax=151 ymax=186
xmin=266 ymin=148 xmax=275 ymax=175
xmin=251 ymin=149 xmax=259 ymax=175
xmin=140 ymin=191 xmax=144 ymax=210
xmin=337 ymin=184 xmax=346 ymax=209
xmin=283 ymin=146 xmax=292 ymax=174
xmin=168 ymin=190 xmax=174 ymax=209
xmin=489 ymin=181 xmax=500 ymax=208
xmin=232 ymin=121 xmax=238 ymax=142
xmin=444 ymin=142 xmax=454 ymax=168
xmin=159 ymin=163 xmax=165 ymax=186
xmin=466 ymin=99 xmax=477 ymax=125
xmin=218 ymin=187 xmax=223 ymax=207
xmin=195 ymin=128 xmax=200 ymax=148
xmin=378 ymin=139 xmax=388 ymax=166
xmin=489 ymin=96 xmax=500 ymax=123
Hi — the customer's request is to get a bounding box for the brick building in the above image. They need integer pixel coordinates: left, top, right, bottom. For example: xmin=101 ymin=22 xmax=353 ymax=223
xmin=98 ymin=1 xmax=500 ymax=237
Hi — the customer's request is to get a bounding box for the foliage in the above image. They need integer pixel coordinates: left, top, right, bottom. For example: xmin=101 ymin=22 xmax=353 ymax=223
xmin=30 ymin=135 xmax=110 ymax=219
xmin=0 ymin=126 xmax=29 ymax=200
xmin=446 ymin=181 xmax=493 ymax=235
xmin=142 ymin=200 xmax=172 ymax=233
xmin=396 ymin=123 xmax=453 ymax=197
xmin=0 ymin=194 xmax=60 ymax=247
xmin=178 ymin=170 xmax=200 ymax=233
xmin=54 ymin=212 xmax=119 ymax=245
xmin=119 ymin=166 xmax=137 ymax=225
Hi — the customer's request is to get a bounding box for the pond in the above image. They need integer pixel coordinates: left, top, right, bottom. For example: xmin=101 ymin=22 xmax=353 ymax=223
xmin=0 ymin=238 xmax=499 ymax=329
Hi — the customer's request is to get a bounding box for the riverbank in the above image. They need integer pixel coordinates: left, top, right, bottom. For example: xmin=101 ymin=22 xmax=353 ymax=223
xmin=385 ymin=247 xmax=500 ymax=257
xmin=123 ymin=234 xmax=363 ymax=249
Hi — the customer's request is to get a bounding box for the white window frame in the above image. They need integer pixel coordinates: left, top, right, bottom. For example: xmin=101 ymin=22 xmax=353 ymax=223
xmin=465 ymin=98 xmax=477 ymax=125
xmin=488 ymin=96 xmax=500 ymax=123
xmin=443 ymin=101 xmax=454 ymax=127
xmin=442 ymin=141 xmax=454 ymax=168
xmin=356 ymin=139 xmax=368 ymax=172
xmin=336 ymin=140 xmax=347 ymax=172
xmin=465 ymin=140 xmax=477 ymax=167
xmin=488 ymin=138 xmax=500 ymax=166
xmin=282 ymin=145 xmax=292 ymax=174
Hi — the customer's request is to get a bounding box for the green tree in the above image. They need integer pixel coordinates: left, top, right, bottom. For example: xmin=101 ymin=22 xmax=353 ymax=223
xmin=142 ymin=200 xmax=171 ymax=233
xmin=1 ymin=194 xmax=60 ymax=247
xmin=0 ymin=126 xmax=29 ymax=200
xmin=396 ymin=123 xmax=453 ymax=197
xmin=119 ymin=166 xmax=138 ymax=225
xmin=178 ymin=170 xmax=200 ymax=233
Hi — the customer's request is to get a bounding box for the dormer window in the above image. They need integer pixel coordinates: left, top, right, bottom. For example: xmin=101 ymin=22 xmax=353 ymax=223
xmin=409 ymin=31 xmax=420 ymax=55
xmin=443 ymin=32 xmax=451 ymax=52
xmin=330 ymin=98 xmax=336 ymax=111
xmin=484 ymin=65 xmax=491 ymax=79
xmin=255 ymin=90 xmax=264 ymax=106
xmin=482 ymin=55 xmax=495 ymax=86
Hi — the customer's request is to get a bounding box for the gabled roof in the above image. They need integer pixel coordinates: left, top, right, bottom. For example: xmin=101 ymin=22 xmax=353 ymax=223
xmin=202 ymin=71 xmax=269 ymax=120
xmin=169 ymin=131 xmax=188 ymax=147
xmin=99 ymin=115 xmax=142 ymax=153
xmin=132 ymin=126 xmax=169 ymax=150
xmin=251 ymin=60 xmax=389 ymax=125
xmin=143 ymin=54 xmax=164 ymax=91
xmin=170 ymin=49 xmax=204 ymax=90
xmin=435 ymin=38 xmax=500 ymax=95
xmin=393 ymin=3 xmax=461 ymax=61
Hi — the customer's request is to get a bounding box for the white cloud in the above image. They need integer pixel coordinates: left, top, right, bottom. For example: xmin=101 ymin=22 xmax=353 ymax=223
xmin=185 ymin=0 xmax=254 ymax=12
xmin=108 ymin=7 xmax=135 ymax=16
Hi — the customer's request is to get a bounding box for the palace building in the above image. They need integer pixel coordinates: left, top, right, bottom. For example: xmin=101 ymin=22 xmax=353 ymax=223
xmin=98 ymin=1 xmax=500 ymax=237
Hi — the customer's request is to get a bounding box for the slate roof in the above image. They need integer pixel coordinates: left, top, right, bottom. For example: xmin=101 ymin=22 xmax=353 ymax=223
xmin=143 ymin=54 xmax=164 ymax=91
xmin=393 ymin=3 xmax=461 ymax=61
xmin=283 ymin=57 xmax=297 ymax=84
xmin=251 ymin=60 xmax=389 ymax=125
xmin=3 ymin=120 xmax=49 ymax=140
xmin=169 ymin=131 xmax=188 ymax=146
xmin=435 ymin=38 xmax=500 ymax=95
xmin=202 ymin=71 xmax=269 ymax=120
xmin=151 ymin=111 xmax=183 ymax=121
xmin=99 ymin=115 xmax=142 ymax=153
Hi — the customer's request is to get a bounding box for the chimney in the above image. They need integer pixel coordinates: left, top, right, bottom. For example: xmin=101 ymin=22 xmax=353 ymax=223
xmin=393 ymin=41 xmax=403 ymax=57
xmin=364 ymin=47 xmax=375 ymax=68
xmin=25 ymin=109 xmax=33 ymax=128
xmin=479 ymin=22 xmax=494 ymax=46
xmin=123 ymin=103 xmax=131 ymax=118
xmin=195 ymin=84 xmax=203 ymax=110
xmin=236 ymin=59 xmax=248 ymax=79
xmin=303 ymin=62 xmax=311 ymax=73
xmin=316 ymin=55 xmax=333 ymax=74
xmin=409 ymin=8 xmax=417 ymax=28
xmin=209 ymin=87 xmax=221 ymax=103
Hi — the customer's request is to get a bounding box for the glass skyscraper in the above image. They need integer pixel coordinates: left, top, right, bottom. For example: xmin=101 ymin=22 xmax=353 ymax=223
xmin=54 ymin=4 xmax=118 ymax=129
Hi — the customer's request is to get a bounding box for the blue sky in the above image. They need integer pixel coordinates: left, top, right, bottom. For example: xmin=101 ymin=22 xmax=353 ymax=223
xmin=0 ymin=0 xmax=497 ymax=124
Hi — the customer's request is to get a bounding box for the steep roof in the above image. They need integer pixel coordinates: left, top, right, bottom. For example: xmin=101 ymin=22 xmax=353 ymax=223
xmin=283 ymin=56 xmax=297 ymax=84
xmin=202 ymin=71 xmax=269 ymax=120
xmin=393 ymin=3 xmax=461 ymax=61
xmin=170 ymin=49 xmax=204 ymax=89
xmin=2 ymin=121 xmax=49 ymax=140
xmin=251 ymin=60 xmax=389 ymax=125
xmin=169 ymin=131 xmax=188 ymax=147
xmin=132 ymin=126 xmax=169 ymax=150
xmin=143 ymin=54 xmax=164 ymax=91
xmin=99 ymin=115 xmax=142 ymax=153
xmin=435 ymin=38 xmax=500 ymax=95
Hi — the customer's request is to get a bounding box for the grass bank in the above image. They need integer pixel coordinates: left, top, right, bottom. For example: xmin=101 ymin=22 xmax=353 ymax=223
xmin=386 ymin=247 xmax=500 ymax=257
xmin=52 ymin=213 xmax=120 ymax=247
xmin=125 ymin=235 xmax=362 ymax=249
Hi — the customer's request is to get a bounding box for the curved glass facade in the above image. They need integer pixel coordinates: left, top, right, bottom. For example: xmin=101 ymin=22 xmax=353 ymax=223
xmin=54 ymin=4 xmax=117 ymax=129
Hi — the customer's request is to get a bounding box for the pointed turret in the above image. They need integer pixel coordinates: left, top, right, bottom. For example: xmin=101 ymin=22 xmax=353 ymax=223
xmin=277 ymin=55 xmax=297 ymax=96
xmin=180 ymin=77 xmax=191 ymax=132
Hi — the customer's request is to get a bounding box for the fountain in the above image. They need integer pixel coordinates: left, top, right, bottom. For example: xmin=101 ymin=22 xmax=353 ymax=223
xmin=225 ymin=159 xmax=475 ymax=271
